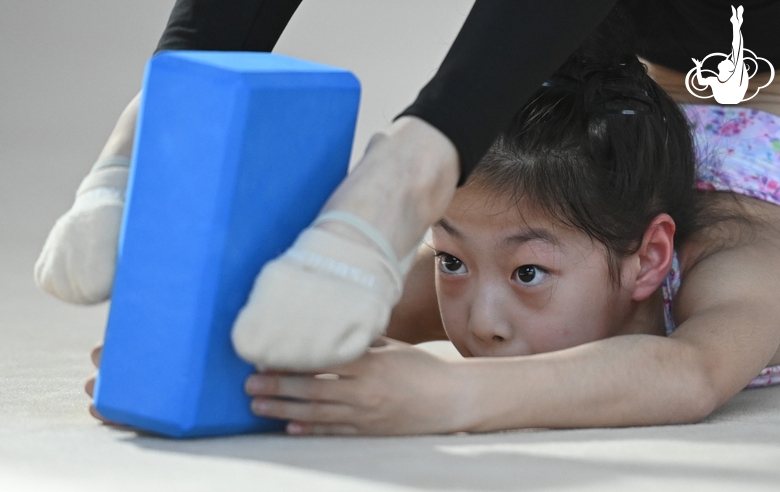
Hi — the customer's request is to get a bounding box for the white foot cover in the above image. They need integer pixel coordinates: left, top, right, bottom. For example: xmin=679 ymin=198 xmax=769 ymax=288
xmin=232 ymin=215 xmax=410 ymax=371
xmin=34 ymin=157 xmax=130 ymax=304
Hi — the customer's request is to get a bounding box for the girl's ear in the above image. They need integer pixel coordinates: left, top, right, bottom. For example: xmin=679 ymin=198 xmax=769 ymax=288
xmin=630 ymin=214 xmax=676 ymax=302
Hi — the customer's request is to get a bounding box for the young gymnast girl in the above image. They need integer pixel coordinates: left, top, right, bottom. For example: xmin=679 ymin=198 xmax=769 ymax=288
xmin=230 ymin=9 xmax=780 ymax=436
xmin=87 ymin=7 xmax=780 ymax=435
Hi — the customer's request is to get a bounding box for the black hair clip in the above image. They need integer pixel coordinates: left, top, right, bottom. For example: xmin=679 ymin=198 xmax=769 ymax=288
xmin=586 ymin=90 xmax=657 ymax=116
xmin=542 ymin=73 xmax=657 ymax=116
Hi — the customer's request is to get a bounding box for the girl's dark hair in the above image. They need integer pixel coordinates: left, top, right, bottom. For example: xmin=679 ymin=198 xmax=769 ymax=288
xmin=465 ymin=5 xmax=699 ymax=284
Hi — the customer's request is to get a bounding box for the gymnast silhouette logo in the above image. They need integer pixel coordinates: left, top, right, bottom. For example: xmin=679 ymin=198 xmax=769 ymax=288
xmin=685 ymin=5 xmax=774 ymax=104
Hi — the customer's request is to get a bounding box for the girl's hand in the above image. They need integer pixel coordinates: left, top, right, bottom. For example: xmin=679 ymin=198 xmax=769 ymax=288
xmin=84 ymin=344 xmax=119 ymax=425
xmin=245 ymin=337 xmax=474 ymax=435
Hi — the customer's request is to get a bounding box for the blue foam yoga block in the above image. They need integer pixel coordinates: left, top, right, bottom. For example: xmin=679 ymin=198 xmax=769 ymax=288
xmin=94 ymin=51 xmax=360 ymax=438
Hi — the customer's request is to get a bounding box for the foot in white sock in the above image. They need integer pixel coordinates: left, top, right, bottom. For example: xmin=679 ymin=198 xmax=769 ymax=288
xmin=34 ymin=156 xmax=130 ymax=304
xmin=231 ymin=211 xmax=418 ymax=371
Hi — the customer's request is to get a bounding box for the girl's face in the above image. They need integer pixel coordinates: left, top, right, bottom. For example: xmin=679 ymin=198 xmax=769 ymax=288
xmin=432 ymin=185 xmax=637 ymax=357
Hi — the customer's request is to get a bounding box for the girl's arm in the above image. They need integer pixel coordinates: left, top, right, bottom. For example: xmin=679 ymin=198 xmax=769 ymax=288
xmin=461 ymin=241 xmax=780 ymax=432
xmin=244 ymin=240 xmax=780 ymax=434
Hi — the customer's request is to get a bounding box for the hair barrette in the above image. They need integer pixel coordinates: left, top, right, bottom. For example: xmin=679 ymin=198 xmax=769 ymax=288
xmin=542 ymin=74 xmax=657 ymax=116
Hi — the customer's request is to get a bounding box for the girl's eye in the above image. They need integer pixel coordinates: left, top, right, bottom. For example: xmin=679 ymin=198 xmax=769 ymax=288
xmin=513 ymin=265 xmax=548 ymax=286
xmin=436 ymin=253 xmax=468 ymax=275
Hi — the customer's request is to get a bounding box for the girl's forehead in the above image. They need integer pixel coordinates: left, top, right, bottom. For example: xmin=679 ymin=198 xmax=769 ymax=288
xmin=440 ymin=186 xmax=600 ymax=255
xmin=446 ymin=187 xmax=552 ymax=229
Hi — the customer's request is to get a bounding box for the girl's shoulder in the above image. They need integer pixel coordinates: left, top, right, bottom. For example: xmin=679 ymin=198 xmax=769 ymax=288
xmin=675 ymin=191 xmax=780 ymax=368
xmin=678 ymin=191 xmax=780 ymax=276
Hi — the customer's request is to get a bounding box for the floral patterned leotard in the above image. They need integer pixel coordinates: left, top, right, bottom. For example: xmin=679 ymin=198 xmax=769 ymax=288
xmin=661 ymin=104 xmax=780 ymax=388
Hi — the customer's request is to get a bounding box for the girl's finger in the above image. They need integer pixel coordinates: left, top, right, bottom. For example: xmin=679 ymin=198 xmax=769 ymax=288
xmin=90 ymin=344 xmax=102 ymax=368
xmin=258 ymin=368 xmax=321 ymax=377
xmin=287 ymin=421 xmax=359 ymax=436
xmin=88 ymin=404 xmax=118 ymax=425
xmin=250 ymin=397 xmax=352 ymax=424
xmin=245 ymin=373 xmax=353 ymax=402
xmin=85 ymin=374 xmax=96 ymax=398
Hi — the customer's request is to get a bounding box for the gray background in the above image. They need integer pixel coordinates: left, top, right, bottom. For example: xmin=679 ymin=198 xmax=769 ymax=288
xmin=1 ymin=2 xmax=779 ymax=491
xmin=0 ymin=0 xmax=473 ymax=249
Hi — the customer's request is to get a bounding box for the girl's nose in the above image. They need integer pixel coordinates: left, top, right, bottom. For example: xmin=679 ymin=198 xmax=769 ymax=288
xmin=467 ymin=285 xmax=514 ymax=346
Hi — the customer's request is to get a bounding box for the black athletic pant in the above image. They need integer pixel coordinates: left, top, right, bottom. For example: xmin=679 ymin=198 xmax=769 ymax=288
xmin=155 ymin=0 xmax=618 ymax=184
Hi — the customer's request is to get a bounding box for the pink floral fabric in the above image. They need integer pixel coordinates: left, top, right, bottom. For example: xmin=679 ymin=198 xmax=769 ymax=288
xmin=661 ymin=104 xmax=780 ymax=389
xmin=661 ymin=251 xmax=681 ymax=339
xmin=686 ymin=105 xmax=780 ymax=202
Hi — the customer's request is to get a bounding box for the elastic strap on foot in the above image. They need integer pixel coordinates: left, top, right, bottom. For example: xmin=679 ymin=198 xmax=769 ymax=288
xmin=91 ymin=155 xmax=131 ymax=172
xmin=312 ymin=210 xmax=420 ymax=277
xmin=313 ymin=210 xmax=400 ymax=273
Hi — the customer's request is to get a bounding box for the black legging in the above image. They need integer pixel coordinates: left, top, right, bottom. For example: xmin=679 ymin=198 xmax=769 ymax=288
xmin=156 ymin=0 xmax=303 ymax=53
xmin=154 ymin=0 xmax=780 ymax=185
xmin=154 ymin=0 xmax=616 ymax=185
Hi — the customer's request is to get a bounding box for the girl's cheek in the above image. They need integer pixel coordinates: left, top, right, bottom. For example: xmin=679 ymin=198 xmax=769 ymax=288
xmin=435 ymin=270 xmax=467 ymax=298
xmin=435 ymin=275 xmax=470 ymax=346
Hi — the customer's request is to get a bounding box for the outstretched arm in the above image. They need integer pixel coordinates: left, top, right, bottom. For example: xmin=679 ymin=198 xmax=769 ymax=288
xmin=245 ymin=239 xmax=780 ymax=434
xmin=470 ymin=237 xmax=780 ymax=431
